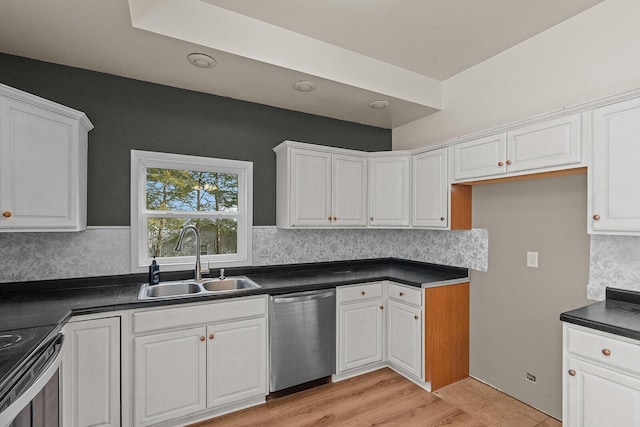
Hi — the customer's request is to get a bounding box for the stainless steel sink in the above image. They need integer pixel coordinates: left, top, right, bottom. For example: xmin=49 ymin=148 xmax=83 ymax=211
xmin=202 ymin=277 xmax=260 ymax=292
xmin=144 ymin=282 xmax=202 ymax=298
xmin=138 ymin=276 xmax=261 ymax=301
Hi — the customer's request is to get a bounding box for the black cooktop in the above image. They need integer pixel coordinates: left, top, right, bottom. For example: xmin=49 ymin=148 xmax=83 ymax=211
xmin=0 ymin=324 xmax=60 ymax=399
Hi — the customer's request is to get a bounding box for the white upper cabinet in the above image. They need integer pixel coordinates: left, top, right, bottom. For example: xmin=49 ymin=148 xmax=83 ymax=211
xmin=590 ymin=97 xmax=640 ymax=234
xmin=368 ymin=153 xmax=410 ymax=227
xmin=0 ymin=84 xmax=93 ymax=231
xmin=332 ymin=154 xmax=368 ymax=227
xmin=412 ymin=148 xmax=448 ymax=228
xmin=506 ymin=114 xmax=581 ymax=173
xmin=452 ymin=113 xmax=582 ymax=182
xmin=452 ymin=133 xmax=507 ymax=181
xmin=274 ymin=142 xmax=367 ymax=228
xmin=289 ymin=148 xmax=332 ymax=227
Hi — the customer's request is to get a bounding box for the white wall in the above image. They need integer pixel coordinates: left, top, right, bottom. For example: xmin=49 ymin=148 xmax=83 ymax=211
xmin=393 ymin=0 xmax=640 ymax=149
xmin=470 ymin=175 xmax=590 ymax=419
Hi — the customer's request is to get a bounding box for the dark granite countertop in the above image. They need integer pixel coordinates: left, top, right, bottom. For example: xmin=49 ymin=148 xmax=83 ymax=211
xmin=0 ymin=258 xmax=468 ymax=395
xmin=560 ymin=287 xmax=640 ymax=340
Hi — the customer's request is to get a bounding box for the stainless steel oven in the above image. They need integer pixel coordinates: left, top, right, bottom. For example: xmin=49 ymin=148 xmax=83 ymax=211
xmin=0 ymin=333 xmax=63 ymax=427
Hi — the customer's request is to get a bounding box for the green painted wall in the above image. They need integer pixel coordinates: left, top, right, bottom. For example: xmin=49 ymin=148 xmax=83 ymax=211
xmin=0 ymin=53 xmax=391 ymax=226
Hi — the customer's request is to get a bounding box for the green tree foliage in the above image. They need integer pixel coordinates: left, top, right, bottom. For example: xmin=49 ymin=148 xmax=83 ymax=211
xmin=146 ymin=168 xmax=239 ymax=258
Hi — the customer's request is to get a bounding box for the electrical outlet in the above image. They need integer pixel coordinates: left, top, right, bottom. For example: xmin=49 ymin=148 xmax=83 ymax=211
xmin=525 ymin=373 xmax=536 ymax=383
xmin=526 ymin=251 xmax=538 ymax=268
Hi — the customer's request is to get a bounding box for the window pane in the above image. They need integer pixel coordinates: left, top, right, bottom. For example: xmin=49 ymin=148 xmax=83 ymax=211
xmin=147 ymin=218 xmax=238 ymax=258
xmin=146 ymin=168 xmax=238 ymax=212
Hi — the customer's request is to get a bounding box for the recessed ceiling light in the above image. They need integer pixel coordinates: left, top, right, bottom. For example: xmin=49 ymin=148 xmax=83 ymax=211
xmin=293 ymin=80 xmax=317 ymax=92
xmin=368 ymin=100 xmax=389 ymax=109
xmin=187 ymin=53 xmax=216 ymax=68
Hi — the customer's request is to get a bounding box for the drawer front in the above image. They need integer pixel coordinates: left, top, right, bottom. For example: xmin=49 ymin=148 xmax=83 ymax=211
xmin=388 ymin=283 xmax=422 ymax=307
xmin=338 ymin=282 xmax=383 ymax=304
xmin=567 ymin=326 xmax=640 ymax=375
xmin=133 ymin=296 xmax=267 ymax=335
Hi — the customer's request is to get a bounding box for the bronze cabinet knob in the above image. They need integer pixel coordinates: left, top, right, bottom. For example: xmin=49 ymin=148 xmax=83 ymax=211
xmin=568 ymin=369 xmax=576 ymax=376
xmin=602 ymin=348 xmax=611 ymax=356
xmin=379 ymin=306 xmax=384 ymax=310
xmin=200 ymin=336 xmax=205 ymax=342
xmin=209 ymin=334 xmax=215 ymax=340
xmin=440 ymin=217 xmax=445 ymax=221
xmin=498 ymin=161 xmax=504 ymax=167
xmin=1 ymin=211 xmax=11 ymax=218
xmin=506 ymin=160 xmax=512 ymax=165
xmin=399 ymin=292 xmax=404 ymax=297
xmin=370 ymin=217 xmax=374 ymax=221
xmin=593 ymin=214 xmax=601 ymax=221
xmin=414 ymin=315 xmax=419 ymax=320
xmin=333 ymin=217 xmax=337 ymax=221
xmin=361 ymin=291 xmax=366 ymax=295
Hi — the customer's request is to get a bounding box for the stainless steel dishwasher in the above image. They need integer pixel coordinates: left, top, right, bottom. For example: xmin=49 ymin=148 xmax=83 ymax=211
xmin=269 ymin=288 xmax=336 ymax=393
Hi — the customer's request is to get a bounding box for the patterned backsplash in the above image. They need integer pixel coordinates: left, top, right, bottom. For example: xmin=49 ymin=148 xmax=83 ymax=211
xmin=2 ymin=226 xmax=635 ymax=301
xmin=0 ymin=226 xmax=487 ymax=283
xmin=588 ymin=234 xmax=640 ymax=300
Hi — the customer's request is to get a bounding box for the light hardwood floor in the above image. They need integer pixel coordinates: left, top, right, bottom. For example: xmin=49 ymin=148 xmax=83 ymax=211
xmin=192 ymin=368 xmax=561 ymax=426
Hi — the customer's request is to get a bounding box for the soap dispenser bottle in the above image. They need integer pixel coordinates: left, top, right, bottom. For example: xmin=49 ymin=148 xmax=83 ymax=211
xmin=149 ymin=257 xmax=160 ymax=285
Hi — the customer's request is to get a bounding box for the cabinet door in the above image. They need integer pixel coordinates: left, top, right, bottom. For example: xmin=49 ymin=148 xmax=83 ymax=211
xmin=412 ymin=149 xmax=448 ymax=228
xmin=506 ymin=114 xmax=581 ymax=173
xmin=565 ymin=357 xmax=640 ymax=427
xmin=338 ymin=299 xmax=384 ymax=373
xmin=332 ymin=154 xmax=367 ymax=226
xmin=290 ymin=149 xmax=332 ymax=226
xmin=134 ymin=327 xmax=207 ymax=426
xmin=207 ymin=318 xmax=267 ymax=408
xmin=62 ymin=317 xmax=120 ymax=427
xmin=591 ymin=98 xmax=640 ymax=233
xmin=387 ymin=301 xmax=422 ymax=378
xmin=453 ymin=133 xmax=506 ymax=180
xmin=368 ymin=156 xmax=410 ymax=227
xmin=0 ymin=96 xmax=85 ymax=230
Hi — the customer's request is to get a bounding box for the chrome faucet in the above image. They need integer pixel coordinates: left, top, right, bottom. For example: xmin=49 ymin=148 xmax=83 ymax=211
xmin=219 ymin=268 xmax=225 ymax=280
xmin=175 ymin=225 xmax=209 ymax=281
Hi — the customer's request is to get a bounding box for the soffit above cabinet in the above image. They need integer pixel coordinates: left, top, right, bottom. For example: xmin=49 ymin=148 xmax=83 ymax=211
xmin=0 ymin=0 xmax=603 ymax=129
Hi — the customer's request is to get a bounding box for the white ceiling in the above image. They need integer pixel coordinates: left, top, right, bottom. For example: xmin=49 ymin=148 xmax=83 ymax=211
xmin=0 ymin=0 xmax=603 ymax=129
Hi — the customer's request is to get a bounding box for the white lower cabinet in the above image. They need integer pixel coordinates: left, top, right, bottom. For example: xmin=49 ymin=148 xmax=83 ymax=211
xmin=61 ymin=316 xmax=120 ymax=427
xmin=387 ymin=300 xmax=421 ymax=378
xmin=131 ymin=296 xmax=267 ymax=427
xmin=134 ymin=327 xmax=207 ymax=426
xmin=337 ymin=299 xmax=384 ymax=373
xmin=563 ymin=323 xmax=640 ymax=426
xmin=337 ymin=282 xmax=424 ymax=380
xmin=566 ymin=357 xmax=640 ymax=427
xmin=206 ymin=319 xmax=267 ymax=408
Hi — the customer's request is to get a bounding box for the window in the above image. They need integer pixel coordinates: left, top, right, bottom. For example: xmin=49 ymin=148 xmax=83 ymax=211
xmin=131 ymin=150 xmax=252 ymax=272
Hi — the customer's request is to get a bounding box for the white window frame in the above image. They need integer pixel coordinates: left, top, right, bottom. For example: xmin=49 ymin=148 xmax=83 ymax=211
xmin=130 ymin=150 xmax=253 ymax=273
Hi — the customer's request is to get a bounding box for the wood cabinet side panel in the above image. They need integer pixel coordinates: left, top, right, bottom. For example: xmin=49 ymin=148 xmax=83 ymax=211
xmin=424 ymin=282 xmax=469 ymax=390
xmin=450 ymin=185 xmax=472 ymax=230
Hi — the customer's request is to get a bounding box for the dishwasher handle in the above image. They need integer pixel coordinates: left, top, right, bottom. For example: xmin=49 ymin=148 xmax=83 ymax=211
xmin=271 ymin=290 xmax=335 ymax=303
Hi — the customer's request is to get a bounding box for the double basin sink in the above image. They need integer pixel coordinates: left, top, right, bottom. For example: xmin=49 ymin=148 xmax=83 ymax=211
xmin=138 ymin=276 xmax=261 ymax=301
